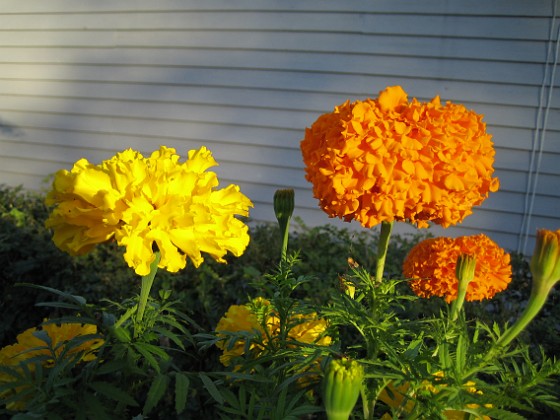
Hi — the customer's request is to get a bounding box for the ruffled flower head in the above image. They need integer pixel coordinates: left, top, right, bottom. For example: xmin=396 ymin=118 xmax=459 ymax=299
xmin=45 ymin=146 xmax=253 ymax=276
xmin=403 ymin=234 xmax=512 ymax=303
xmin=301 ymin=86 xmax=499 ymax=228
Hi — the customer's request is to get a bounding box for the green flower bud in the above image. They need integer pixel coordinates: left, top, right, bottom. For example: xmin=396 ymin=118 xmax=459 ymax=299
xmin=273 ymin=189 xmax=295 ymax=261
xmin=456 ymin=253 xmax=476 ymax=285
xmin=450 ymin=254 xmax=476 ymax=321
xmin=323 ymin=358 xmax=364 ymax=420
xmin=495 ymin=229 xmax=560 ymax=349
xmin=530 ymin=229 xmax=560 ymax=288
xmin=274 ymin=189 xmax=295 ymax=225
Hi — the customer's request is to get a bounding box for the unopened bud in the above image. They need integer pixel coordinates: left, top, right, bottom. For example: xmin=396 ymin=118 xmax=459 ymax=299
xmin=323 ymin=358 xmax=364 ymax=420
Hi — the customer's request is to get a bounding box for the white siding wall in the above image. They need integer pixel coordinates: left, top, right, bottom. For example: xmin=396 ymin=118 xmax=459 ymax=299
xmin=0 ymin=0 xmax=559 ymax=254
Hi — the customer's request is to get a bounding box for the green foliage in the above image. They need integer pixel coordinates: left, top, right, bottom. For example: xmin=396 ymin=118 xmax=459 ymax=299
xmin=2 ymin=185 xmax=560 ymax=419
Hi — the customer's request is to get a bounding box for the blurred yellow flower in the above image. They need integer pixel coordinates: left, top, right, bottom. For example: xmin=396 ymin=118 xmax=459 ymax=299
xmin=215 ymin=298 xmax=331 ymax=367
xmin=46 ymin=146 xmax=253 ymax=276
xmin=379 ymin=373 xmax=491 ymax=419
xmin=214 ymin=303 xmax=265 ymax=367
xmin=301 ymin=86 xmax=499 ymax=229
xmin=403 ymin=234 xmax=512 ymax=303
xmin=0 ymin=321 xmax=103 ymax=411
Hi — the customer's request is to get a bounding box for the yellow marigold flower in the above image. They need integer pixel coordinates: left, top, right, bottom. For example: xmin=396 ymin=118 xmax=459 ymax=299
xmin=0 ymin=321 xmax=103 ymax=411
xmin=215 ymin=303 xmax=265 ymax=367
xmin=403 ymin=234 xmax=511 ymax=303
xmin=3 ymin=321 xmax=104 ymax=367
xmin=215 ymin=298 xmax=331 ymax=367
xmin=45 ymin=146 xmax=253 ymax=276
xmin=379 ymin=374 xmax=491 ymax=419
xmin=300 ymin=86 xmax=499 ymax=228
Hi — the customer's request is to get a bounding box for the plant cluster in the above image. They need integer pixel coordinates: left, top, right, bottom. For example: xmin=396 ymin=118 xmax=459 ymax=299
xmin=1 ymin=86 xmax=560 ymax=419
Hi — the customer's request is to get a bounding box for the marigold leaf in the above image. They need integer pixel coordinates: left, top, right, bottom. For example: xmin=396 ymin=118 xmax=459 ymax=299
xmin=143 ymin=374 xmax=169 ymax=415
xmin=89 ymin=381 xmax=139 ymax=407
xmin=199 ymin=373 xmax=224 ymax=405
xmin=174 ymin=372 xmax=190 ymax=414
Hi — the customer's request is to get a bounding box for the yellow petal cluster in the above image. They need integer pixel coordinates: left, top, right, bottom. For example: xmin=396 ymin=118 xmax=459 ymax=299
xmin=215 ymin=298 xmax=331 ymax=367
xmin=379 ymin=373 xmax=491 ymax=419
xmin=0 ymin=322 xmax=103 ymax=411
xmin=403 ymin=234 xmax=512 ymax=303
xmin=301 ymin=86 xmax=499 ymax=228
xmin=45 ymin=146 xmax=253 ymax=276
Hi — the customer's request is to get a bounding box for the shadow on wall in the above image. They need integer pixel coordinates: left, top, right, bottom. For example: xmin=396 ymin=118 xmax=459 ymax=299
xmin=0 ymin=117 xmax=23 ymax=137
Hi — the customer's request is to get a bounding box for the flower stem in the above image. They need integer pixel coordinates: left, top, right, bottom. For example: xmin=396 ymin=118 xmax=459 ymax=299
xmin=134 ymin=251 xmax=161 ymax=338
xmin=494 ymin=278 xmax=552 ymax=350
xmin=375 ymin=221 xmax=394 ymax=283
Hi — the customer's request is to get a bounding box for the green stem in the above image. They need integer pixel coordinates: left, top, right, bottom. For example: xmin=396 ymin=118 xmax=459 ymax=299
xmin=494 ymin=278 xmax=552 ymax=350
xmin=279 ymin=216 xmax=290 ymax=262
xmin=375 ymin=221 xmax=394 ymax=283
xmin=450 ymin=280 xmax=469 ymax=322
xmin=134 ymin=251 xmax=161 ymax=338
xmin=361 ymin=386 xmax=375 ymax=420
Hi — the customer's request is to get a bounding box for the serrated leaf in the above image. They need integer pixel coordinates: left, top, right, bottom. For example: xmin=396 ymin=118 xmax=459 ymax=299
xmin=174 ymin=372 xmax=190 ymax=414
xmin=143 ymin=374 xmax=169 ymax=415
xmin=35 ymin=302 xmax=85 ymax=311
xmin=84 ymin=391 xmax=110 ymax=419
xmin=199 ymin=373 xmax=224 ymax=405
xmin=133 ymin=343 xmax=160 ymax=372
xmin=16 ymin=283 xmax=86 ymax=306
xmin=492 ymin=322 xmax=501 ymax=337
xmin=154 ymin=326 xmax=185 ymax=350
xmin=90 ymin=381 xmax=139 ymax=407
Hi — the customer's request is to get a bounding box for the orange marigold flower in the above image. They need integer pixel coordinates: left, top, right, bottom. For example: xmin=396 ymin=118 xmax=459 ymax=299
xmin=300 ymin=86 xmax=499 ymax=228
xmin=403 ymin=234 xmax=512 ymax=303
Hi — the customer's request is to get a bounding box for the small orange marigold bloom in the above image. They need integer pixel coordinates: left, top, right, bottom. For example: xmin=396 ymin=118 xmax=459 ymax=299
xmin=300 ymin=86 xmax=499 ymax=228
xmin=403 ymin=234 xmax=512 ymax=303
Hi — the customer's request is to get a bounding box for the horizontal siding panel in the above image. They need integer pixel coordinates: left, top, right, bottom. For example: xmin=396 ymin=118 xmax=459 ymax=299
xmin=495 ymin=149 xmax=560 ymax=177
xmin=0 ymin=31 xmax=548 ymax=64
xmin=491 ymin=127 xmax=560 ymax=154
xmin=0 ymin=0 xmax=554 ymax=17
xmin=2 ymin=95 xmax=559 ymax=135
xmin=0 ymin=13 xmax=554 ymax=41
xmin=0 ymin=95 xmax=315 ymax=132
xmin=0 ymin=138 xmax=304 ymax=174
xmin=0 ymin=110 xmax=301 ymax=149
xmin=3 ymin=93 xmax=558 ymax=132
xmin=0 ymin=0 xmax=553 ymax=16
xmin=498 ymin=170 xmax=560 ymax=196
xmin=1 ymin=72 xmax=557 ymax=109
xmin=0 ymin=48 xmax=550 ymax=86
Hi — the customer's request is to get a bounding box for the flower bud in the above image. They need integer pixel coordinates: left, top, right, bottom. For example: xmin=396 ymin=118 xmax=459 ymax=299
xmin=273 ymin=189 xmax=295 ymax=225
xmin=530 ymin=229 xmax=560 ymax=288
xmin=338 ymin=275 xmax=356 ymax=299
xmin=456 ymin=254 xmax=476 ymax=285
xmin=274 ymin=189 xmax=295 ymax=260
xmin=494 ymin=229 xmax=560 ymax=349
xmin=451 ymin=254 xmax=476 ymax=321
xmin=323 ymin=358 xmax=364 ymax=420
